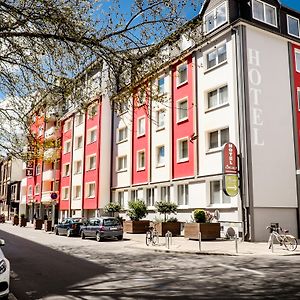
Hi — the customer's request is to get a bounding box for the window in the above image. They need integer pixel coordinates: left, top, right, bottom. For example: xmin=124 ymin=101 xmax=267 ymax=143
xmin=88 ymin=128 xmax=97 ymax=144
xmin=117 ymin=102 xmax=128 ymax=114
xmin=88 ymin=104 xmax=98 ymax=119
xmin=64 ymin=140 xmax=71 ymax=154
xmin=209 ymin=128 xmax=229 ymax=150
xmin=177 ymin=184 xmax=188 ymax=205
xmin=28 ymin=186 xmax=33 ymax=196
xmin=117 ymin=191 xmax=125 ymax=207
xmin=160 ymin=186 xmax=170 ymax=202
xmin=75 ymin=113 xmax=84 ymax=126
xmin=62 ymin=187 xmax=70 ymax=200
xmin=210 ymin=180 xmax=230 ymax=204
xmin=177 ymin=98 xmax=188 ymax=122
xmin=131 ymin=189 xmax=141 ymax=202
xmin=287 ymin=15 xmax=300 ymax=37
xmin=75 ymin=136 xmax=83 ymax=149
xmin=117 ymin=156 xmax=127 ymax=171
xmin=87 ymin=155 xmax=96 ymax=170
xmin=207 ymin=86 xmax=228 ymax=110
xmin=156 ymin=109 xmax=165 ymax=129
xmin=146 ymin=187 xmax=155 ymax=207
xmin=296 ymin=50 xmax=300 ymax=73
xmin=73 ymin=160 xmax=82 ymax=174
xmin=63 ymin=163 xmax=70 ymax=177
xmin=158 ymin=76 xmax=165 ymax=95
xmin=297 ymin=88 xmax=300 ymax=111
xmin=177 ymin=138 xmax=188 ymax=162
xmin=35 ymin=184 xmax=40 ymax=195
xmin=137 ymin=150 xmax=145 ymax=170
xmin=64 ymin=120 xmax=72 ymax=132
xmin=117 ymin=127 xmax=128 ymax=143
xmin=86 ymin=182 xmax=96 ymax=198
xmin=206 ymin=44 xmax=227 ymax=69
xmin=73 ymin=186 xmax=81 ymax=199
xmin=137 ymin=89 xmax=146 ymax=106
xmin=177 ymin=63 xmax=188 ymax=86
xmin=204 ymin=2 xmax=227 ymax=33
xmin=157 ymin=145 xmax=165 ymax=167
xmin=252 ymin=0 xmax=277 ymax=27
xmin=138 ymin=117 xmax=146 ymax=136
xmin=36 ymin=164 xmax=41 ymax=175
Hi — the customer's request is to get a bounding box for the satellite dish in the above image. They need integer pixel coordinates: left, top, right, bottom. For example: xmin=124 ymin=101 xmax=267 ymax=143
xmin=214 ymin=210 xmax=220 ymax=221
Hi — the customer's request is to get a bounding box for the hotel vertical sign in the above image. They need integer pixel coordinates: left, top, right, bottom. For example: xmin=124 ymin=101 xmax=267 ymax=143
xmin=222 ymin=143 xmax=238 ymax=197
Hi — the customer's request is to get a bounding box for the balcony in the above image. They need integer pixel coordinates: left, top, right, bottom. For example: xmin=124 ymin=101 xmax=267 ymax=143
xmin=42 ymin=191 xmax=59 ymax=204
xmin=44 ymin=127 xmax=60 ymax=140
xmin=44 ymin=148 xmax=60 ymax=161
xmin=42 ymin=169 xmax=55 ymax=181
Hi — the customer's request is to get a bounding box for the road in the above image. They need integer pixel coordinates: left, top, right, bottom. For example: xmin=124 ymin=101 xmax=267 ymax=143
xmin=0 ymin=224 xmax=300 ymax=299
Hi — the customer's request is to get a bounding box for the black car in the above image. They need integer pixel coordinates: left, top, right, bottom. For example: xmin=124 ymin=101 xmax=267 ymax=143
xmin=80 ymin=217 xmax=123 ymax=242
xmin=54 ymin=218 xmax=84 ymax=237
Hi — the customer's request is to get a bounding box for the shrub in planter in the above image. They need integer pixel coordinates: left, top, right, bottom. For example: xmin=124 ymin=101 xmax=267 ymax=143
xmin=104 ymin=202 xmax=122 ymax=217
xmin=193 ymin=209 xmax=206 ymax=223
xmin=20 ymin=214 xmax=27 ymax=227
xmin=155 ymin=201 xmax=178 ymax=222
xmin=127 ymin=200 xmax=147 ymax=221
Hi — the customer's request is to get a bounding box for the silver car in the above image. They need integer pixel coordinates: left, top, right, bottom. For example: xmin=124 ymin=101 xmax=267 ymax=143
xmin=80 ymin=217 xmax=123 ymax=242
xmin=0 ymin=239 xmax=10 ymax=299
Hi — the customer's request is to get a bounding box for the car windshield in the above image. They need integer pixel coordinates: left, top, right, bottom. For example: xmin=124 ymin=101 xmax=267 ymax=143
xmin=72 ymin=218 xmax=84 ymax=223
xmin=103 ymin=218 xmax=120 ymax=226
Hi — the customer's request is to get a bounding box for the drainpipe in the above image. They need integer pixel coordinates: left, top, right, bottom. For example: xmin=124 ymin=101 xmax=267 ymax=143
xmin=96 ymin=98 xmax=102 ymax=217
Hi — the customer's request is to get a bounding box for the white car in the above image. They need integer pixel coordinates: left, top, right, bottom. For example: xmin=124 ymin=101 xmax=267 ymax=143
xmin=0 ymin=239 xmax=9 ymax=299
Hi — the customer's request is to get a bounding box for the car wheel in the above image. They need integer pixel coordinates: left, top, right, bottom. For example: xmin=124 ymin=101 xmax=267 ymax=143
xmin=81 ymin=231 xmax=85 ymax=239
xmin=117 ymin=235 xmax=123 ymax=240
xmin=55 ymin=228 xmax=59 ymax=235
xmin=96 ymin=232 xmax=102 ymax=242
xmin=67 ymin=229 xmax=72 ymax=237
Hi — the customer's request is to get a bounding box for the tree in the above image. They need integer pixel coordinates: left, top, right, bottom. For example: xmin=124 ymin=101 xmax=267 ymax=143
xmin=155 ymin=201 xmax=177 ymax=222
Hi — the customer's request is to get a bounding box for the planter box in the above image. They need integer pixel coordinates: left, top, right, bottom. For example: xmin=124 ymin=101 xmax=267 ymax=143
xmin=19 ymin=218 xmax=27 ymax=227
xmin=123 ymin=220 xmax=150 ymax=234
xmin=155 ymin=222 xmax=181 ymax=236
xmin=12 ymin=217 xmax=19 ymax=226
xmin=44 ymin=220 xmax=52 ymax=232
xmin=184 ymin=223 xmax=220 ymax=240
xmin=34 ymin=219 xmax=43 ymax=230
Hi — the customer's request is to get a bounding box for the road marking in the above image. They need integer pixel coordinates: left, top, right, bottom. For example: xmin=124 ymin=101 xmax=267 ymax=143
xmin=217 ymin=263 xmax=265 ymax=277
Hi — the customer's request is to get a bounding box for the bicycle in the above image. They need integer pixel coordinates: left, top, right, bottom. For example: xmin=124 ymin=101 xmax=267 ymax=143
xmin=266 ymin=226 xmax=297 ymax=251
xmin=145 ymin=226 xmax=159 ymax=246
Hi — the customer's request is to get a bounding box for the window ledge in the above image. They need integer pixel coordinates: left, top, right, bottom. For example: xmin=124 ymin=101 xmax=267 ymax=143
xmin=205 ymin=102 xmax=229 ymax=113
xmin=156 ymin=164 xmax=165 ymax=169
xmin=176 ymin=117 xmax=188 ymax=124
xmin=204 ymin=60 xmax=227 ymax=74
xmin=177 ymin=80 xmax=188 ymax=88
xmin=117 ymin=169 xmax=128 ymax=173
xmin=177 ymin=158 xmax=189 ymax=164
xmin=156 ymin=126 xmax=165 ymax=132
xmin=206 ymin=148 xmax=222 ymax=155
xmin=137 ymin=168 xmax=145 ymax=172
xmin=87 ymin=196 xmax=95 ymax=199
xmin=87 ymin=140 xmax=97 ymax=145
xmin=86 ymin=168 xmax=96 ymax=172
xmin=117 ymin=139 xmax=128 ymax=145
xmin=137 ymin=133 xmax=146 ymax=138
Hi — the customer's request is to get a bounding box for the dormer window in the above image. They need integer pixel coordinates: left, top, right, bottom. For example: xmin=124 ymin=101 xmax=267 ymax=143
xmin=204 ymin=2 xmax=227 ymax=34
xmin=287 ymin=15 xmax=300 ymax=38
xmin=252 ymin=0 xmax=277 ymax=27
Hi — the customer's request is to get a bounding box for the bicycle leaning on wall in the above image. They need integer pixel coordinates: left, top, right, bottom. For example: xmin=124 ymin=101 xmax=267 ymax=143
xmin=266 ymin=226 xmax=297 ymax=251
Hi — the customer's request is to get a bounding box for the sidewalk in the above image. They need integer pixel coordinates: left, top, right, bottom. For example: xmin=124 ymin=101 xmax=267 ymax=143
xmin=124 ymin=232 xmax=300 ymax=256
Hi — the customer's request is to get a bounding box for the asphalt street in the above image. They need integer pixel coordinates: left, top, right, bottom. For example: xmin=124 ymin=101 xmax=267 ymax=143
xmin=0 ymin=225 xmax=300 ymax=299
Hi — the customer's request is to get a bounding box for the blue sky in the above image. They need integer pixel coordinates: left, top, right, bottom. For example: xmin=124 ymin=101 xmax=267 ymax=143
xmin=281 ymin=0 xmax=300 ymax=12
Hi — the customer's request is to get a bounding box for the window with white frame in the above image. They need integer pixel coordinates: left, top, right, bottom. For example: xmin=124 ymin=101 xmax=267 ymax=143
xmin=209 ymin=128 xmax=229 ymax=150
xmin=117 ymin=191 xmax=125 ymax=207
xmin=86 ymin=182 xmax=96 ymax=198
xmin=177 ymin=63 xmax=188 ymax=86
xmin=62 ymin=187 xmax=70 ymax=200
xmin=210 ymin=180 xmax=230 ymax=204
xmin=295 ymin=50 xmax=300 ymax=73
xmin=160 ymin=186 xmax=170 ymax=202
xmin=87 ymin=128 xmax=97 ymax=144
xmin=206 ymin=44 xmax=227 ymax=69
xmin=287 ymin=15 xmax=300 ymax=37
xmin=131 ymin=190 xmax=139 ymax=202
xmin=35 ymin=184 xmax=40 ymax=195
xmin=87 ymin=155 xmax=96 ymax=170
xmin=156 ymin=109 xmax=165 ymax=129
xmin=137 ymin=150 xmax=145 ymax=171
xmin=137 ymin=89 xmax=146 ymax=106
xmin=156 ymin=145 xmax=165 ymax=167
xmin=73 ymin=185 xmax=81 ymax=199
xmin=146 ymin=187 xmax=155 ymax=207
xmin=73 ymin=160 xmax=82 ymax=174
xmin=177 ymin=184 xmax=189 ymax=205
xmin=204 ymin=2 xmax=227 ymax=33
xmin=177 ymin=98 xmax=188 ymax=122
xmin=117 ymin=127 xmax=128 ymax=143
xmin=63 ymin=163 xmax=70 ymax=176
xmin=64 ymin=140 xmax=71 ymax=154
xmin=207 ymin=85 xmax=228 ymax=110
xmin=138 ymin=117 xmax=146 ymax=136
xmin=64 ymin=120 xmax=72 ymax=132
xmin=36 ymin=164 xmax=41 ymax=175
xmin=28 ymin=186 xmax=33 ymax=196
xmin=158 ymin=76 xmax=165 ymax=95
xmin=88 ymin=104 xmax=98 ymax=119
xmin=177 ymin=138 xmax=188 ymax=162
xmin=252 ymin=0 xmax=277 ymax=27
xmin=75 ymin=113 xmax=84 ymax=126
xmin=75 ymin=136 xmax=83 ymax=149
xmin=117 ymin=101 xmax=128 ymax=114
xmin=117 ymin=155 xmax=127 ymax=171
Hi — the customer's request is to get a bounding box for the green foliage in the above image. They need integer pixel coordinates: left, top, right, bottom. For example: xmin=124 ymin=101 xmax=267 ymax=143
xmin=193 ymin=209 xmax=206 ymax=223
xmin=104 ymin=202 xmax=121 ymax=217
xmin=127 ymin=200 xmax=148 ymax=221
xmin=155 ymin=201 xmax=178 ymax=222
xmin=167 ymin=217 xmax=178 ymax=223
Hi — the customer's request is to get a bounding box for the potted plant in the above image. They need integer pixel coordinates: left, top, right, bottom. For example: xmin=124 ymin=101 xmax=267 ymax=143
xmin=123 ymin=200 xmax=149 ymax=233
xmin=104 ymin=202 xmax=122 ymax=217
xmin=12 ymin=214 xmax=19 ymax=226
xmin=20 ymin=214 xmax=27 ymax=227
xmin=184 ymin=209 xmax=220 ymax=240
xmin=154 ymin=201 xmax=181 ymax=236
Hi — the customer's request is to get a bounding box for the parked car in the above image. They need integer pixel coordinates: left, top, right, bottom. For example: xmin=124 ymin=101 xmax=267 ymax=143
xmin=80 ymin=217 xmax=123 ymax=242
xmin=0 ymin=239 xmax=10 ymax=299
xmin=54 ymin=218 xmax=84 ymax=237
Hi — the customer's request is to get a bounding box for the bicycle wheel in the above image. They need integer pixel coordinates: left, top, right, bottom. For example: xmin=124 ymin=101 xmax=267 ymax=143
xmin=152 ymin=233 xmax=159 ymax=245
xmin=283 ymin=235 xmax=297 ymax=251
xmin=267 ymin=234 xmax=273 ymax=249
xmin=145 ymin=231 xmax=151 ymax=246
